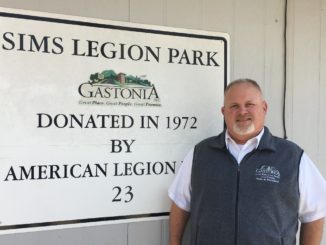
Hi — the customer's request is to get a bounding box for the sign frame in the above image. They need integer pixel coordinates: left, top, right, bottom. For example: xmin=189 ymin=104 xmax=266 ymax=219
xmin=0 ymin=7 xmax=229 ymax=233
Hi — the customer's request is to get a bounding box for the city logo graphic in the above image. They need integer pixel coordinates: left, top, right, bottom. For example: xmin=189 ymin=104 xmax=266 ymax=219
xmin=255 ymin=165 xmax=280 ymax=183
xmin=78 ymin=69 xmax=161 ymax=107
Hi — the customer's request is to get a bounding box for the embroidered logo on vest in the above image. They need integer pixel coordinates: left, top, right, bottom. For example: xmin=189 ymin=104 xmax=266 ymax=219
xmin=256 ymin=165 xmax=280 ymax=183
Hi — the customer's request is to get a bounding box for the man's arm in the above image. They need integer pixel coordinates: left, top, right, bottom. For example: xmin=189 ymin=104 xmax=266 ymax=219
xmin=169 ymin=202 xmax=190 ymax=245
xmin=300 ymin=218 xmax=324 ymax=245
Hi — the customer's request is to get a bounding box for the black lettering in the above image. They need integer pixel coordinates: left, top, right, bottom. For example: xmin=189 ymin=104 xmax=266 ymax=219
xmin=95 ymin=163 xmax=108 ymax=177
xmin=21 ymin=166 xmax=35 ymax=180
xmin=168 ymin=48 xmax=179 ymax=63
xmin=78 ymin=83 xmax=93 ymax=98
xmin=121 ymin=115 xmax=134 ymax=128
xmin=70 ymin=164 xmax=82 ymax=178
xmin=101 ymin=42 xmax=116 ymax=59
xmin=72 ymin=39 xmax=86 ymax=56
xmin=18 ymin=33 xmax=26 ymax=51
xmin=85 ymin=115 xmax=97 ymax=128
xmin=82 ymin=164 xmax=94 ymax=178
xmin=54 ymin=114 xmax=68 ymax=128
xmin=4 ymin=166 xmax=18 ymax=181
xmin=52 ymin=37 xmax=64 ymax=54
xmin=70 ymin=114 xmax=84 ymax=128
xmin=37 ymin=113 xmax=52 ymax=128
xmin=144 ymin=46 xmax=160 ymax=62
xmin=178 ymin=50 xmax=190 ymax=64
xmin=206 ymin=51 xmax=219 ymax=66
xmin=140 ymin=115 xmax=159 ymax=129
xmin=192 ymin=50 xmax=204 ymax=65
xmin=147 ymin=85 xmax=159 ymax=100
xmin=128 ymin=45 xmax=143 ymax=61
xmin=114 ymin=163 xmax=123 ymax=176
xmin=49 ymin=165 xmax=61 ymax=179
xmin=2 ymin=32 xmax=15 ymax=50
xmin=124 ymin=162 xmax=133 ymax=176
xmin=29 ymin=35 xmax=50 ymax=53
xmin=87 ymin=40 xmax=99 ymax=57
xmin=119 ymin=43 xmax=126 ymax=59
xmin=38 ymin=165 xmax=48 ymax=179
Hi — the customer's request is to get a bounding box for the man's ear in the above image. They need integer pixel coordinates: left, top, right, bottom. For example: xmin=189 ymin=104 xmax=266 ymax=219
xmin=221 ymin=106 xmax=225 ymax=116
xmin=263 ymin=101 xmax=268 ymax=114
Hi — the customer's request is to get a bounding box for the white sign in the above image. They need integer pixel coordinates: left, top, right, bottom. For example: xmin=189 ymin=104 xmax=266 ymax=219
xmin=0 ymin=7 xmax=229 ymax=233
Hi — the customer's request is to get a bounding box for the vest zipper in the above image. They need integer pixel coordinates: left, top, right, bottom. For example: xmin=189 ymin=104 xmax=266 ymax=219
xmin=232 ymin=149 xmax=257 ymax=245
xmin=225 ymin=151 xmax=242 ymax=245
xmin=234 ymin=166 xmax=240 ymax=245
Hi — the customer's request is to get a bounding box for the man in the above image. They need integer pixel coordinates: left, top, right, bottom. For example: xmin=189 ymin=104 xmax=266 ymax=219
xmin=169 ymin=79 xmax=326 ymax=245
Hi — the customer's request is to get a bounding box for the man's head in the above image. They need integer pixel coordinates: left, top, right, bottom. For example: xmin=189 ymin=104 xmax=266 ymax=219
xmin=221 ymin=79 xmax=268 ymax=144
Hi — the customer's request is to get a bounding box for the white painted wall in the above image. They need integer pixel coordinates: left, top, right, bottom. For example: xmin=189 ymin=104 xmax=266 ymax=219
xmin=0 ymin=0 xmax=325 ymax=244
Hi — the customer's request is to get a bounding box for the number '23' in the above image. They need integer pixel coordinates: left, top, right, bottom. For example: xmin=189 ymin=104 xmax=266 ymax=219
xmin=112 ymin=186 xmax=134 ymax=203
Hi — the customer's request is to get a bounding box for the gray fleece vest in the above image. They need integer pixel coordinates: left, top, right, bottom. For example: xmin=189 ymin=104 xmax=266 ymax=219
xmin=190 ymin=127 xmax=303 ymax=245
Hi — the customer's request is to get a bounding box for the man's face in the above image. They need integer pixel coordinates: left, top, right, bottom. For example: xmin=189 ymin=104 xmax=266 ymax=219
xmin=221 ymin=83 xmax=267 ymax=144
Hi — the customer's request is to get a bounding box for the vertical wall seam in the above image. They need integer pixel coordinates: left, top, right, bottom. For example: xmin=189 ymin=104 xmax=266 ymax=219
xmin=231 ymin=0 xmax=236 ymax=81
xmin=200 ymin=0 xmax=203 ymax=29
xmin=128 ymin=0 xmax=131 ymax=22
xmin=126 ymin=224 xmax=129 ymax=245
xmin=283 ymin=0 xmax=288 ymax=139
xmin=317 ymin=0 xmax=322 ymax=164
xmin=161 ymin=220 xmax=165 ymax=245
xmin=263 ymin=0 xmax=266 ymax=93
xmin=163 ymin=0 xmax=167 ymax=26
xmin=287 ymin=0 xmax=295 ymax=139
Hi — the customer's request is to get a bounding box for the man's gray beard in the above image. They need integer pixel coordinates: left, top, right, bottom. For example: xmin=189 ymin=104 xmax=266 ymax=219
xmin=233 ymin=123 xmax=255 ymax=136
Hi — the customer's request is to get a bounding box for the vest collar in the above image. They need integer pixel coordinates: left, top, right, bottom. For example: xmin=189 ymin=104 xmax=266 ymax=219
xmin=256 ymin=127 xmax=277 ymax=151
xmin=210 ymin=126 xmax=276 ymax=152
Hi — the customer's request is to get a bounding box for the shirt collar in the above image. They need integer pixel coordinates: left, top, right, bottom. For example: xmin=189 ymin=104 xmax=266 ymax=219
xmin=225 ymin=128 xmax=265 ymax=149
xmin=209 ymin=126 xmax=276 ymax=152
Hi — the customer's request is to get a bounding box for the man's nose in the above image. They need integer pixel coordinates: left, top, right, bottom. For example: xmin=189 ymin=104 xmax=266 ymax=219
xmin=238 ymin=106 xmax=248 ymax=114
